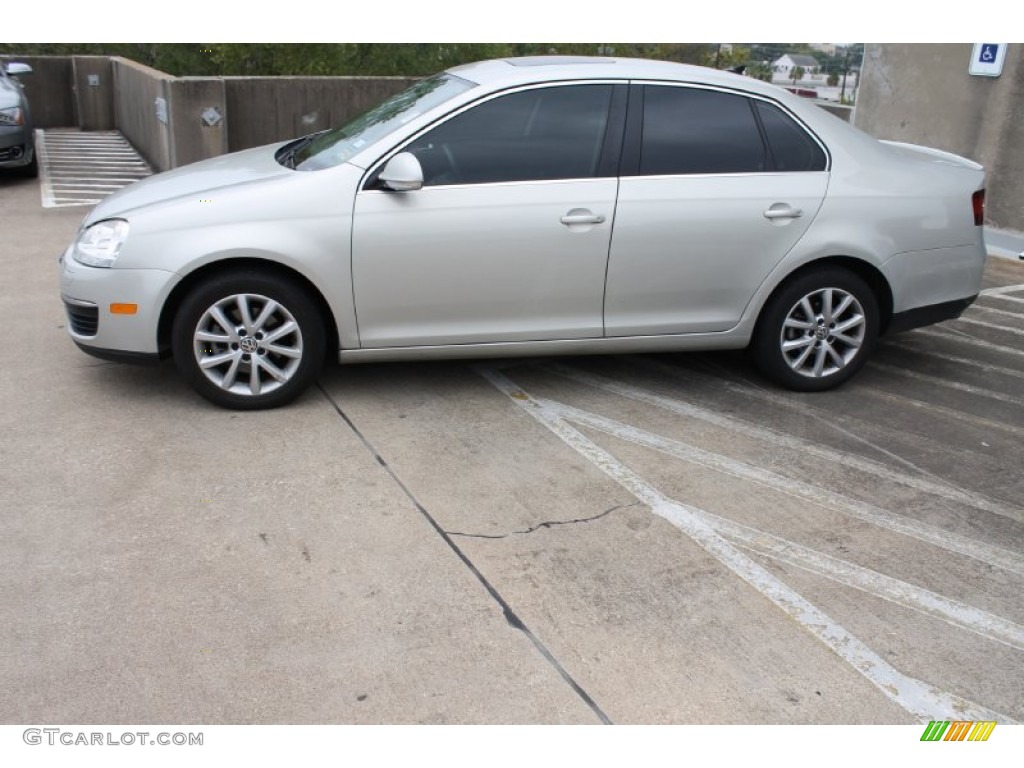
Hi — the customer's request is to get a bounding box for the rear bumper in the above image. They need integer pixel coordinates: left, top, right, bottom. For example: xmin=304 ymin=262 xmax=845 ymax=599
xmin=886 ymin=295 xmax=976 ymax=335
xmin=880 ymin=239 xmax=984 ymax=334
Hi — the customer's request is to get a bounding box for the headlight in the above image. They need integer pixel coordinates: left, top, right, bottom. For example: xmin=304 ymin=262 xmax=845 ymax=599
xmin=72 ymin=219 xmax=130 ymax=268
xmin=0 ymin=107 xmax=24 ymax=126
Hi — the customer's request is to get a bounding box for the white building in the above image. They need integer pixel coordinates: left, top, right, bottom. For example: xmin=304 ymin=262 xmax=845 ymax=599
xmin=772 ymin=54 xmax=821 ymax=81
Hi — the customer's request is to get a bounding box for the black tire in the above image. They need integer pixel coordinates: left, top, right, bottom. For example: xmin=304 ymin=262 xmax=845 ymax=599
xmin=171 ymin=269 xmax=326 ymax=410
xmin=20 ymin=152 xmax=38 ymax=179
xmin=750 ymin=267 xmax=879 ymax=392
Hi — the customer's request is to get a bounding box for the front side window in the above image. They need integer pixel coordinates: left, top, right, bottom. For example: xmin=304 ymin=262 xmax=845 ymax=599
xmin=640 ymin=86 xmax=767 ymax=175
xmin=403 ymin=84 xmax=614 ymax=186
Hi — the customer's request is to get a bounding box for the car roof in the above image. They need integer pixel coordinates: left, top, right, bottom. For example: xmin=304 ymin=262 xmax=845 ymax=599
xmin=448 ymin=56 xmax=788 ymax=100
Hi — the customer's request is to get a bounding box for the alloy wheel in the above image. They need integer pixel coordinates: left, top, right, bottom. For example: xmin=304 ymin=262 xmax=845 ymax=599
xmin=192 ymin=293 xmax=304 ymax=397
xmin=779 ymin=287 xmax=866 ymax=378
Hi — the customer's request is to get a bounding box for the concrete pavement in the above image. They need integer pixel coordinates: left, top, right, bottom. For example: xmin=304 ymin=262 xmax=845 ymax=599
xmin=1 ymin=172 xmax=1022 ymax=724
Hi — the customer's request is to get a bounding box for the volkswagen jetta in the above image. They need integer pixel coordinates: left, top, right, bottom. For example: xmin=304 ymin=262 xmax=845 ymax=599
xmin=59 ymin=56 xmax=987 ymax=409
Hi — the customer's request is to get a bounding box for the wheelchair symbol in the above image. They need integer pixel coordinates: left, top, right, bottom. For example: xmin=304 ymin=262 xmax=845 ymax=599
xmin=981 ymin=45 xmax=997 ymax=62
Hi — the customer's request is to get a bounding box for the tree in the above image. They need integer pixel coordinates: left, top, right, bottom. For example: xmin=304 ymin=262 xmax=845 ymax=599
xmin=827 ymin=71 xmax=839 ymax=87
xmin=747 ymin=62 xmax=773 ymax=82
xmin=701 ymin=45 xmax=752 ymax=71
xmin=791 ymin=65 xmax=805 ymax=85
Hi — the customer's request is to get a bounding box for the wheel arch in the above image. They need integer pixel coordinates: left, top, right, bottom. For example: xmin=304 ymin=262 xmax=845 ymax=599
xmin=759 ymin=255 xmax=894 ymax=335
xmin=158 ymin=257 xmax=340 ymax=362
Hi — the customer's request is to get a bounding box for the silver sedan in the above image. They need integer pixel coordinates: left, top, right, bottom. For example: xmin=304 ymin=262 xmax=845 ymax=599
xmin=59 ymin=56 xmax=987 ymax=409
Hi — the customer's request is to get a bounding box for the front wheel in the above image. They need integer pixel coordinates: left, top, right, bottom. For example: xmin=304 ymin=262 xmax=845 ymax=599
xmin=21 ymin=153 xmax=39 ymax=178
xmin=171 ymin=270 xmax=326 ymax=409
xmin=751 ymin=267 xmax=879 ymax=392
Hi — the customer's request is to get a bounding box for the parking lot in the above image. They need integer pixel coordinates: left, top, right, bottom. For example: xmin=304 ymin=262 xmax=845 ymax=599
xmin=1 ymin=171 xmax=1022 ymax=725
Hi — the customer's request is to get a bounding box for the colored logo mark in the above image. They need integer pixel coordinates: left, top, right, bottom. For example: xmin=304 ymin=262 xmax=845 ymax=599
xmin=920 ymin=720 xmax=996 ymax=742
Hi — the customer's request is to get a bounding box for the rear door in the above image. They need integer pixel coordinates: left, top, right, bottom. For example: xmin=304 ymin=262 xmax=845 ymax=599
xmin=604 ymin=84 xmax=829 ymax=336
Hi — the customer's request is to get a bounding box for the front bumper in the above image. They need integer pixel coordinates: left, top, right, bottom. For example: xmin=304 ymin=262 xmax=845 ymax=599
xmin=59 ymin=246 xmax=180 ymax=357
xmin=0 ymin=124 xmax=33 ymax=167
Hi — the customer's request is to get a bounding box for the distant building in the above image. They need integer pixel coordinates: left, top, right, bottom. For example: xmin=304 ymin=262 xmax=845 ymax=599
xmin=809 ymin=43 xmax=837 ymax=56
xmin=772 ymin=54 xmax=821 ymax=80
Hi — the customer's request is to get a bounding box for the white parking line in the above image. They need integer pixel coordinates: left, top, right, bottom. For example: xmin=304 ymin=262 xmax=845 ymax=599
xmin=480 ymin=367 xmax=1013 ymax=723
xmin=982 ymin=294 xmax=1024 ymax=306
xmin=883 ymin=341 xmax=1024 ymax=381
xmin=37 ymin=129 xmax=152 ymax=208
xmin=981 ymin=283 xmax=1024 ymax=297
xmin=971 ymin=304 xmax=1024 ymax=320
xmin=725 ymin=531 xmax=1024 ymax=652
xmin=869 ymin=363 xmax=1024 ymax=408
xmin=641 ymin=353 xmax=1024 ymax=443
xmin=543 ymin=399 xmax=1024 ymax=567
xmin=636 ymin=355 xmax=1013 ymax=480
xmin=955 ymin=317 xmax=1024 ymax=337
xmin=921 ymin=326 xmax=1024 ymax=358
xmin=547 ymin=364 xmax=1024 ymax=520
xmin=548 ymin=397 xmax=1024 ymax=647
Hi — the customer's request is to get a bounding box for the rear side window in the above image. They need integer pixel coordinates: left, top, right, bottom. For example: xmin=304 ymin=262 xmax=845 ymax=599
xmin=640 ymin=86 xmax=766 ymax=175
xmin=405 ymin=84 xmax=613 ymax=186
xmin=755 ymin=102 xmax=827 ymax=172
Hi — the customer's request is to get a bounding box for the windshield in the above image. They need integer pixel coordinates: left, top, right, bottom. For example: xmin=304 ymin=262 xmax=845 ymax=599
xmin=281 ymin=73 xmax=475 ymax=171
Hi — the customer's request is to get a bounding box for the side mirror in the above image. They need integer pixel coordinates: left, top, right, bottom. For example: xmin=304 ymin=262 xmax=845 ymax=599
xmin=379 ymin=152 xmax=423 ymax=192
xmin=4 ymin=62 xmax=33 ymax=76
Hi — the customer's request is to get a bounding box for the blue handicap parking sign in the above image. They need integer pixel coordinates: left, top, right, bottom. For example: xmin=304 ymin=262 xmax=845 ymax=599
xmin=970 ymin=43 xmax=1006 ymax=76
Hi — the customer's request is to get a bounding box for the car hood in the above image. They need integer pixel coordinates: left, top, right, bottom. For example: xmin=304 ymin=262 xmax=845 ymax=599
xmin=86 ymin=142 xmax=293 ymax=224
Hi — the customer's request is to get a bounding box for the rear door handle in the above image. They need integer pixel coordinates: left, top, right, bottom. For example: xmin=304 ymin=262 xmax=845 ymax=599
xmin=560 ymin=212 xmax=606 ymax=226
xmin=763 ymin=205 xmax=803 ymax=220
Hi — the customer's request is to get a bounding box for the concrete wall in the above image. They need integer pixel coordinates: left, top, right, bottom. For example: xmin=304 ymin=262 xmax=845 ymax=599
xmin=856 ymin=43 xmax=1024 ymax=230
xmin=110 ymin=58 xmax=172 ymax=172
xmin=223 ymin=76 xmax=418 ymax=151
xmin=100 ymin=61 xmax=416 ymax=170
xmin=1 ymin=56 xmax=76 ymax=128
xmin=167 ymin=78 xmax=228 ymax=168
xmin=71 ymin=56 xmax=116 ymax=130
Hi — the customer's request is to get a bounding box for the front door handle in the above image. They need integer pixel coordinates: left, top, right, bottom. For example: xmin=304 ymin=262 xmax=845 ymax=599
xmin=561 ymin=211 xmax=606 ymax=226
xmin=763 ymin=205 xmax=803 ymax=220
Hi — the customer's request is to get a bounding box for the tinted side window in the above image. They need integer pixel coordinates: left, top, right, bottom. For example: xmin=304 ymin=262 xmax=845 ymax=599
xmin=756 ymin=102 xmax=827 ymax=172
xmin=640 ymin=87 xmax=766 ymax=175
xmin=405 ymin=85 xmax=613 ymax=186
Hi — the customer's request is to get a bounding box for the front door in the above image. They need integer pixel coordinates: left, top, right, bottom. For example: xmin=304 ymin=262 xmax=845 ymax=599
xmin=352 ymin=83 xmax=624 ymax=348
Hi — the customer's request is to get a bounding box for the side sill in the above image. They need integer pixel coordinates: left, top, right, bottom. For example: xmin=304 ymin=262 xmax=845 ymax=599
xmin=337 ymin=332 xmax=751 ymax=364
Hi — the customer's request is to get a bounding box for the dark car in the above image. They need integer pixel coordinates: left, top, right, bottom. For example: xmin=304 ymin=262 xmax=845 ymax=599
xmin=0 ymin=61 xmax=37 ymax=177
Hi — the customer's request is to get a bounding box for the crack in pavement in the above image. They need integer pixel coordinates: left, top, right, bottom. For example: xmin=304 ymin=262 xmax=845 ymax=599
xmin=447 ymin=501 xmax=641 ymax=539
xmin=316 ymin=381 xmax=613 ymax=724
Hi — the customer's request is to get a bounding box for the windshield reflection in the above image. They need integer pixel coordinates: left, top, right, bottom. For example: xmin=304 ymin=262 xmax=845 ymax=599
xmin=285 ymin=74 xmax=475 ymax=171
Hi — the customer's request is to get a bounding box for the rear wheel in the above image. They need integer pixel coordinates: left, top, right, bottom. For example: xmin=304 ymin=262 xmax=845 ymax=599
xmin=751 ymin=267 xmax=879 ymax=391
xmin=171 ymin=270 xmax=326 ymax=409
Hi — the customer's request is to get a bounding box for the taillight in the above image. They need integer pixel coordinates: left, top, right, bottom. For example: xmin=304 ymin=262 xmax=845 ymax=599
xmin=972 ymin=189 xmax=985 ymax=226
